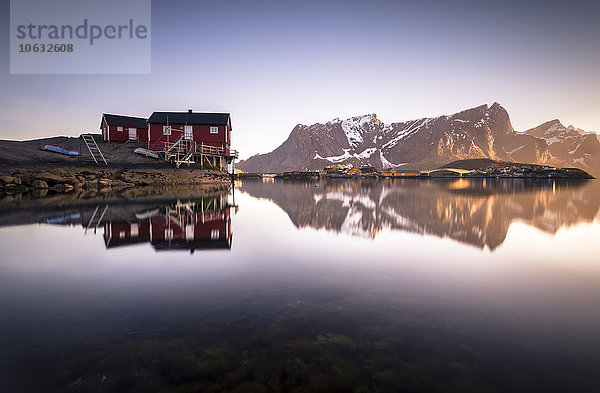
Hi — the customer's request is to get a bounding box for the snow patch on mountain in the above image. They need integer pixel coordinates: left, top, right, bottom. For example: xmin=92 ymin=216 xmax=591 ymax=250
xmin=321 ymin=146 xmax=377 ymax=163
xmin=507 ymin=145 xmax=527 ymax=155
xmin=356 ymin=147 xmax=377 ymax=159
xmin=380 ymin=151 xmax=406 ymax=168
xmin=545 ymin=123 xmax=560 ymax=134
xmin=382 ymin=118 xmax=429 ymax=150
xmin=341 ymin=115 xmax=376 ymax=148
xmin=543 ymin=136 xmax=561 ymax=145
xmin=324 ymin=149 xmax=353 ymax=163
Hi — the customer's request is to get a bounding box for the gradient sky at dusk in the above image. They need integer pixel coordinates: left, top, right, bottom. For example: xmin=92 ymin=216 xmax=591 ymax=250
xmin=1 ymin=0 xmax=599 ymax=159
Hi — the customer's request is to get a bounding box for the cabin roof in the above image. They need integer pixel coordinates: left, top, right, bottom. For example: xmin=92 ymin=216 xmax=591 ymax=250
xmin=102 ymin=114 xmax=148 ymax=128
xmin=148 ymin=112 xmax=231 ymax=128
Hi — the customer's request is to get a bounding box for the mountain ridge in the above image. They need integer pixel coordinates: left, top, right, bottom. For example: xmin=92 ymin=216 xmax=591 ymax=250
xmin=237 ymin=103 xmax=599 ymax=176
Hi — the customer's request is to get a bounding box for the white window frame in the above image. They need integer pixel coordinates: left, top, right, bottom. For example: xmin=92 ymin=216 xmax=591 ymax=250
xmin=184 ymin=125 xmax=193 ymax=140
xmin=163 ymin=126 xmax=171 ymax=136
xmin=128 ymin=127 xmax=137 ymax=141
xmin=210 ymin=126 xmax=218 ymax=134
xmin=211 ymin=229 xmax=220 ymax=239
xmin=117 ymin=126 xmax=123 ymax=132
xmin=185 ymin=225 xmax=194 ymax=240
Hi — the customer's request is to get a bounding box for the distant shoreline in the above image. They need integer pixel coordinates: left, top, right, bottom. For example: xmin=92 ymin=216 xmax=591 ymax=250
xmin=238 ymin=169 xmax=594 ymax=180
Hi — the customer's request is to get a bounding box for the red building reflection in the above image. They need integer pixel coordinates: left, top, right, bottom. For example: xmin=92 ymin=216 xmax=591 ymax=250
xmin=103 ymin=197 xmax=232 ymax=252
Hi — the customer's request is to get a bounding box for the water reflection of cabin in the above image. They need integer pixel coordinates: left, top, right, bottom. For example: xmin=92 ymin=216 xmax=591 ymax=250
xmin=103 ymin=200 xmax=232 ymax=252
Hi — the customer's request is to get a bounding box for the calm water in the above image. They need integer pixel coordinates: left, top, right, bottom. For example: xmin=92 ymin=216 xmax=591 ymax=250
xmin=1 ymin=178 xmax=600 ymax=393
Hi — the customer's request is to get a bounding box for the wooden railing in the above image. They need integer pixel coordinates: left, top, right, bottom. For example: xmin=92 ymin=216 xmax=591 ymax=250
xmin=158 ymin=137 xmax=238 ymax=158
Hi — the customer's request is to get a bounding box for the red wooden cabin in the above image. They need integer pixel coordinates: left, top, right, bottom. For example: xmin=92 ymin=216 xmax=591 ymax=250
xmin=100 ymin=114 xmax=148 ymax=142
xmin=147 ymin=110 xmax=232 ymax=155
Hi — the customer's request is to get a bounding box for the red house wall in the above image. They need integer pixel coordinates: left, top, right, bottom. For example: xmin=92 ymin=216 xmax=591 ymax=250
xmin=103 ymin=221 xmax=151 ymax=243
xmin=103 ymin=210 xmax=231 ymax=248
xmin=148 ymin=123 xmax=230 ymax=154
xmin=149 ymin=211 xmax=230 ymax=243
xmin=102 ymin=120 xmax=148 ymax=143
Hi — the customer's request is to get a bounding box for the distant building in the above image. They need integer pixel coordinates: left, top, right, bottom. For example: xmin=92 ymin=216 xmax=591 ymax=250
xmin=100 ymin=114 xmax=148 ymax=142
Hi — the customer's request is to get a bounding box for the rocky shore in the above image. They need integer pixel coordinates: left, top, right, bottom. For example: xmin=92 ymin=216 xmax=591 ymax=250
xmin=0 ymin=135 xmax=234 ymax=198
xmin=0 ymin=167 xmax=232 ymax=196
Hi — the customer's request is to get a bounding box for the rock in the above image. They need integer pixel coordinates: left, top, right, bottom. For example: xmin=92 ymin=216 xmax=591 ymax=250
xmin=0 ymin=175 xmax=21 ymax=185
xmin=32 ymin=179 xmax=48 ymax=189
xmin=52 ymin=183 xmax=74 ymax=192
xmin=33 ymin=172 xmax=65 ymax=185
xmin=5 ymin=184 xmax=28 ymax=193
xmin=31 ymin=189 xmax=48 ymax=197
xmin=33 ymin=172 xmax=79 ymax=186
xmin=19 ymin=175 xmax=33 ymax=185
xmin=98 ymin=179 xmax=112 ymax=187
xmin=110 ymin=180 xmax=134 ymax=188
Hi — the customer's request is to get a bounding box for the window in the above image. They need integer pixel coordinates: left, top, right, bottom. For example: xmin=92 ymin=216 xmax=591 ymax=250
xmin=211 ymin=229 xmax=220 ymax=239
xmin=184 ymin=125 xmax=193 ymax=140
xmin=185 ymin=225 xmax=194 ymax=240
xmin=117 ymin=126 xmax=123 ymax=132
xmin=163 ymin=126 xmax=171 ymax=135
xmin=165 ymin=228 xmax=173 ymax=240
xmin=210 ymin=126 xmax=218 ymax=134
xmin=128 ymin=127 xmax=137 ymax=141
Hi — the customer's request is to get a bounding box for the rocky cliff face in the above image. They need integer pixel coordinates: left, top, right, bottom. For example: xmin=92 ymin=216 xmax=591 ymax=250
xmin=238 ymin=103 xmax=573 ymax=173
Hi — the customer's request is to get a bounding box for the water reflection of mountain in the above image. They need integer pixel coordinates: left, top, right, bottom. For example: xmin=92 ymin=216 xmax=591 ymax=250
xmin=0 ymin=187 xmax=234 ymax=252
xmin=239 ymin=178 xmax=600 ymax=250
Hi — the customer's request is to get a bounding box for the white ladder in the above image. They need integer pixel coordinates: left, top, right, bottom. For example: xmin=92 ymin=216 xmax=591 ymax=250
xmin=81 ymin=134 xmax=108 ymax=166
xmin=85 ymin=204 xmax=109 ymax=234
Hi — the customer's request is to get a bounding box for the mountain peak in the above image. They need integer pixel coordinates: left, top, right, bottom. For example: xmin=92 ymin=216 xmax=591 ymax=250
xmin=344 ymin=113 xmax=379 ymax=123
xmin=450 ymin=103 xmax=493 ymax=119
xmin=326 ymin=113 xmax=379 ymax=125
xmin=488 ymin=102 xmax=510 ymax=115
xmin=538 ymin=119 xmax=565 ymax=132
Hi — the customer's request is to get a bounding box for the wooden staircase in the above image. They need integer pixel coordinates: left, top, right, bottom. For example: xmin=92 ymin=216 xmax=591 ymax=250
xmin=164 ymin=136 xmax=196 ymax=168
xmin=81 ymin=134 xmax=108 ymax=166
xmin=155 ymin=136 xmax=238 ymax=171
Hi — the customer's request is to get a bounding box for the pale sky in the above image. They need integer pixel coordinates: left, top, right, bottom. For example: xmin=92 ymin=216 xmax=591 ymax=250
xmin=1 ymin=0 xmax=599 ymax=159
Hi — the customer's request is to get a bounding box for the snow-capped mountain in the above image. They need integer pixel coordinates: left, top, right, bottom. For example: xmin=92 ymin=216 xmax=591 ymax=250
xmin=237 ymin=103 xmax=597 ymax=175
xmin=523 ymin=120 xmax=600 ymax=172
